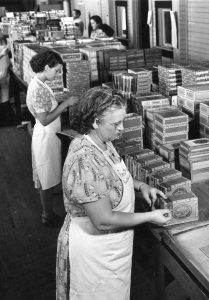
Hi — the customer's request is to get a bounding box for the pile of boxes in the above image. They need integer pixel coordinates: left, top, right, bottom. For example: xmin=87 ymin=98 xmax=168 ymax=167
xmin=128 ymin=68 xmax=152 ymax=94
xmin=158 ymin=64 xmax=182 ymax=96
xmin=179 ymin=138 xmax=209 ymax=183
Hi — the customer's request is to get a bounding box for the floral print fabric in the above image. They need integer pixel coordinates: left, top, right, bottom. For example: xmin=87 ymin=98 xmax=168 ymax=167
xmin=56 ymin=136 xmax=123 ymax=300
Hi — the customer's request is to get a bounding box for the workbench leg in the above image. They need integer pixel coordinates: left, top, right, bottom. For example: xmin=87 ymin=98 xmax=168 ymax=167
xmin=155 ymin=243 xmax=166 ymax=300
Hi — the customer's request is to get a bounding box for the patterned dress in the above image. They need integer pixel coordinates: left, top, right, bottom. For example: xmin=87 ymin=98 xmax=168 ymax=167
xmin=56 ymin=135 xmax=123 ymax=300
xmin=26 ymin=76 xmax=61 ymax=189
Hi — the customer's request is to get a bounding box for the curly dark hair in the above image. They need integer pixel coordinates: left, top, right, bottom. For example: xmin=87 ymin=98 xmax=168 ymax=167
xmin=69 ymin=87 xmax=126 ymax=134
xmin=30 ymin=49 xmax=63 ymax=73
xmin=89 ymin=15 xmax=114 ymax=37
xmin=90 ymin=15 xmax=102 ymax=26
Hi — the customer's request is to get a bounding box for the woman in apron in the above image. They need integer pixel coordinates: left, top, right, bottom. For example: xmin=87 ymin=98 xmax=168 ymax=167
xmin=26 ymin=50 xmax=77 ymax=227
xmin=56 ymin=87 xmax=171 ymax=299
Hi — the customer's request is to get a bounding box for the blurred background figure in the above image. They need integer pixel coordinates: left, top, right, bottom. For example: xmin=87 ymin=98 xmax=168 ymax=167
xmin=0 ymin=34 xmax=15 ymax=126
xmin=72 ymin=9 xmax=84 ymax=37
xmin=89 ymin=15 xmax=114 ymax=40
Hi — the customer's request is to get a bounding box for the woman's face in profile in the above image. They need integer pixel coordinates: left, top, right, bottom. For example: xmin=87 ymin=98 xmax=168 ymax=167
xmin=90 ymin=19 xmax=98 ymax=30
xmin=45 ymin=63 xmax=62 ymax=81
xmin=97 ymin=106 xmax=126 ymax=142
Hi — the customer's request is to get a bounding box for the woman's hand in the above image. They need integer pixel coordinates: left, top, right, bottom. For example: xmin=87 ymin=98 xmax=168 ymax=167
xmin=65 ymin=96 xmax=78 ymax=107
xmin=139 ymin=183 xmax=166 ymax=207
xmin=149 ymin=209 xmax=172 ymax=226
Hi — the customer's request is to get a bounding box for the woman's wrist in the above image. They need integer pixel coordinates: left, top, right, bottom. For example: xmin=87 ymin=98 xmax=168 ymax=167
xmin=137 ymin=182 xmax=148 ymax=192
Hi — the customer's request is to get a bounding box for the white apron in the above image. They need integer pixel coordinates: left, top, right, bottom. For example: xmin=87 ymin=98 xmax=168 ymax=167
xmin=32 ymin=83 xmax=61 ymax=190
xmin=69 ymin=135 xmax=135 ymax=300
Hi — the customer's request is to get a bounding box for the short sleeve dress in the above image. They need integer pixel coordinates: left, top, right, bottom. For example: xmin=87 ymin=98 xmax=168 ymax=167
xmin=56 ymin=135 xmax=125 ymax=298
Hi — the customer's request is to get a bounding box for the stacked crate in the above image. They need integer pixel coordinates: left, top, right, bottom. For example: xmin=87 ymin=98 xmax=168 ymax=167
xmin=12 ymin=40 xmax=37 ymax=79
xmin=199 ymin=102 xmax=209 ymax=138
xmin=131 ymin=92 xmax=170 ymax=118
xmin=154 ymin=109 xmax=189 ymax=145
xmin=66 ymin=60 xmax=91 ymax=98
xmin=144 ymin=47 xmax=162 ymax=66
xmin=79 ymin=47 xmax=99 ymax=81
xmin=128 ymin=68 xmax=152 ymax=94
xmin=155 ymin=142 xmax=180 ymax=169
xmin=126 ymin=49 xmax=145 ymax=69
xmin=80 ymin=42 xmax=122 ymax=82
xmin=158 ymin=64 xmax=182 ymax=96
xmin=177 ymin=84 xmax=209 ymax=117
xmin=113 ymin=142 xmax=145 ymax=181
xmin=179 ymin=138 xmax=209 ymax=183
xmin=98 ymin=49 xmax=127 ymax=82
xmin=144 ymin=106 xmax=178 ymax=150
xmin=180 ymin=64 xmax=209 ymax=86
xmin=116 ymin=113 xmax=144 ymax=147
xmin=142 ymin=66 xmax=159 ymax=92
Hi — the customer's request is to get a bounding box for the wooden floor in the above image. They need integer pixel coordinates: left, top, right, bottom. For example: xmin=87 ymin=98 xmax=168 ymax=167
xmin=0 ymin=126 xmax=158 ymax=300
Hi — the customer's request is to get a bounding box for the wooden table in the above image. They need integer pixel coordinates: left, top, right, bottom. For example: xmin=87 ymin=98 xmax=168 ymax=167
xmin=154 ymin=180 xmax=209 ymax=300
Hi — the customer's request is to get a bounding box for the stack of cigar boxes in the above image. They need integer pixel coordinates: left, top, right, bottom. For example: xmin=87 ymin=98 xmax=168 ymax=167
xmin=128 ymin=68 xmax=152 ymax=94
xmin=154 ymin=109 xmax=188 ymax=144
xmin=179 ymin=138 xmax=209 ymax=183
xmin=124 ymin=148 xmax=154 ymax=181
xmin=117 ymin=113 xmax=143 ymax=145
xmin=66 ymin=60 xmax=90 ymax=98
xmin=180 ymin=64 xmax=209 ymax=86
xmin=177 ymin=84 xmax=209 ymax=117
xmin=158 ymin=64 xmax=182 ymax=96
xmin=144 ymin=106 xmax=178 ymax=150
xmin=131 ymin=92 xmax=170 ymax=117
xmin=150 ymin=168 xmax=182 ymax=187
xmin=126 ymin=49 xmax=145 ymax=69
xmin=199 ymin=102 xmax=209 ymax=138
xmin=155 ymin=142 xmax=180 ymax=169
xmin=144 ymin=47 xmax=162 ymax=66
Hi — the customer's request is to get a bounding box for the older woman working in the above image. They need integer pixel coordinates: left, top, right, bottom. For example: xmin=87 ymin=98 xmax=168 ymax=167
xmin=56 ymin=87 xmax=171 ymax=300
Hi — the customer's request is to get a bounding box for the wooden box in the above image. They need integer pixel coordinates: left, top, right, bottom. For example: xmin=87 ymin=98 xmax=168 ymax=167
xmin=157 ymin=176 xmax=191 ymax=197
xmin=157 ymin=191 xmax=199 ymax=226
xmin=150 ymin=168 xmax=182 ymax=187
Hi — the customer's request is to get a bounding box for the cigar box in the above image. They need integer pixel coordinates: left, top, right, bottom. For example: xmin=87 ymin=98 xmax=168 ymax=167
xmin=157 ymin=176 xmax=191 ymax=197
xmin=125 ymin=156 xmax=142 ymax=181
xmin=179 ymin=138 xmax=209 ymax=154
xmin=179 ymin=154 xmax=209 ymax=171
xmin=177 ymin=84 xmax=209 ymax=100
xmin=157 ymin=192 xmax=199 ymax=226
xmin=200 ymin=101 xmax=209 ymax=115
xmin=145 ymin=105 xmax=178 ymax=122
xmin=154 ymin=109 xmax=188 ymax=126
xmin=155 ymin=122 xmax=188 ymax=135
xmin=123 ymin=113 xmax=143 ymax=128
xmin=140 ymin=160 xmax=170 ymax=183
xmin=150 ymin=168 xmax=182 ymax=187
xmin=124 ymin=148 xmax=154 ymax=161
xmin=114 ymin=143 xmax=143 ymax=157
xmin=134 ymin=154 xmax=163 ymax=167
xmin=180 ymin=166 xmax=209 ymax=183
xmin=155 ymin=142 xmax=180 ymax=162
xmin=155 ymin=132 xmax=188 ymax=144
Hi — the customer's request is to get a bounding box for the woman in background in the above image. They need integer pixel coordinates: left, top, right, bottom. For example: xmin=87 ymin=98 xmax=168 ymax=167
xmin=26 ymin=49 xmax=77 ymax=227
xmin=72 ymin=9 xmax=84 ymax=37
xmin=89 ymin=15 xmax=114 ymax=40
xmin=56 ymin=87 xmax=171 ymax=299
xmin=0 ymin=34 xmax=14 ymax=126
